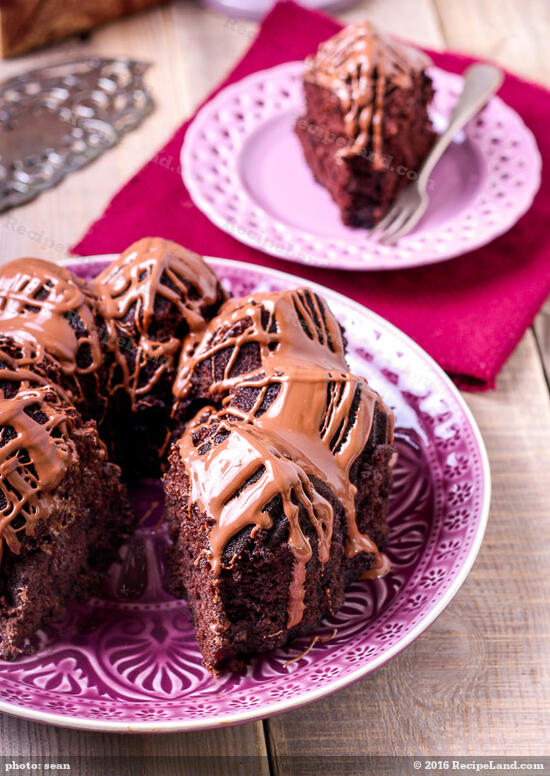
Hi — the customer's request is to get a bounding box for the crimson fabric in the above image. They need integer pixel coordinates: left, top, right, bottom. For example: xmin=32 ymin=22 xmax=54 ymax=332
xmin=72 ymin=0 xmax=550 ymax=390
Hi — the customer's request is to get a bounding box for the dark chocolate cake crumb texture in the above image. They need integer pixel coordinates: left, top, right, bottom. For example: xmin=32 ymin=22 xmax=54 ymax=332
xmin=164 ymin=287 xmax=395 ymax=671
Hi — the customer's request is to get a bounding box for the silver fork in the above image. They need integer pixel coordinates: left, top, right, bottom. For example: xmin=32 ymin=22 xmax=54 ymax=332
xmin=369 ymin=63 xmax=504 ymax=245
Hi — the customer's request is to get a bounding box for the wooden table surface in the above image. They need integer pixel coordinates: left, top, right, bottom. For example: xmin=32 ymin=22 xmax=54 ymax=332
xmin=1 ymin=0 xmax=549 ymax=770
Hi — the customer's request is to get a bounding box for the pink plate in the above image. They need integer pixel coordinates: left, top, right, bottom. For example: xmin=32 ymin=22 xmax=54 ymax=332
xmin=198 ymin=0 xmax=356 ymax=22
xmin=0 ymin=256 xmax=490 ymax=732
xmin=182 ymin=61 xmax=541 ymax=271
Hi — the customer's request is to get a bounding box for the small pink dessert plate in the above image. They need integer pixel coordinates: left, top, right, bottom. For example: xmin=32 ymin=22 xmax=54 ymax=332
xmin=182 ymin=61 xmax=541 ymax=271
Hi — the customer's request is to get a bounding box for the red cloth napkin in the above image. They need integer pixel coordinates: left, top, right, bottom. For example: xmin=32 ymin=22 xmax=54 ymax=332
xmin=73 ymin=0 xmax=550 ymax=391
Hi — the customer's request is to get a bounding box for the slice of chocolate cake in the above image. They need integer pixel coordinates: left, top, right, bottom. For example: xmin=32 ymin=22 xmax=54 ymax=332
xmin=295 ymin=21 xmax=435 ymax=228
xmin=0 ymin=349 xmax=133 ymax=659
xmin=164 ymin=288 xmax=394 ymax=672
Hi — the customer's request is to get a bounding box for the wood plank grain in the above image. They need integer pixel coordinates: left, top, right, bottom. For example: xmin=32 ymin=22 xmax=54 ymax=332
xmin=0 ymin=1 xmax=250 ymax=265
xmin=266 ymin=331 xmax=550 ymax=769
xmin=0 ymin=715 xmax=270 ymax=775
xmin=0 ymin=0 xmax=445 ymax=267
xmin=1 ymin=0 xmax=549 ymax=766
xmin=341 ymin=0 xmax=445 ymax=48
xmin=532 ymin=307 xmax=550 ymax=392
xmin=266 ymin=1 xmax=550 ymax=764
xmin=433 ymin=0 xmax=550 ymax=85
xmin=0 ymin=0 xmax=444 ymax=265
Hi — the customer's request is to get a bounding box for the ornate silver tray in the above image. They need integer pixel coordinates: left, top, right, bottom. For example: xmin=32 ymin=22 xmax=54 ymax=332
xmin=0 ymin=58 xmax=154 ymax=211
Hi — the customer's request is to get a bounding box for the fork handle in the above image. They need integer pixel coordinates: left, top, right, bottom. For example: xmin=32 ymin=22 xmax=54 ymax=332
xmin=418 ymin=63 xmax=504 ymax=188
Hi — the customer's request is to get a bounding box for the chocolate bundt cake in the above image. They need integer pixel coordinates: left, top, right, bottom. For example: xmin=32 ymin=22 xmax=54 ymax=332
xmin=0 ymin=238 xmax=226 ymax=658
xmin=164 ymin=288 xmax=395 ymax=672
xmin=295 ymin=21 xmax=435 ymax=228
xmin=0 ymin=242 xmax=395 ymax=670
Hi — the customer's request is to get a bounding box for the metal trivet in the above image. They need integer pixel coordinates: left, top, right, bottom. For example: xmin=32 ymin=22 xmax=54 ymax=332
xmin=0 ymin=57 xmax=154 ymax=211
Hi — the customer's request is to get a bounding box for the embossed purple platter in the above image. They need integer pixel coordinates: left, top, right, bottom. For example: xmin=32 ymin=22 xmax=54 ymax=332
xmin=182 ymin=62 xmax=541 ymax=271
xmin=0 ymin=257 xmax=490 ymax=732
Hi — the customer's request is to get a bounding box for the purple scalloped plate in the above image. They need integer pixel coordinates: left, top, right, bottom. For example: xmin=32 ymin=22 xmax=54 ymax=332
xmin=0 ymin=257 xmax=490 ymax=732
xmin=182 ymin=61 xmax=541 ymax=271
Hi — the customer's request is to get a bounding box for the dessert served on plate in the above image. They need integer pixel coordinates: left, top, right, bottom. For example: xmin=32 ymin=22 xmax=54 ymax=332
xmin=295 ymin=21 xmax=435 ymax=228
xmin=0 ymin=238 xmax=395 ymax=672
xmin=182 ymin=26 xmax=540 ymax=270
xmin=165 ymin=288 xmax=394 ymax=672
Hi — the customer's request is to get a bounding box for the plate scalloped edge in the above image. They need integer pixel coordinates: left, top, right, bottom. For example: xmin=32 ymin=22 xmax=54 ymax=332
xmin=181 ymin=61 xmax=541 ymax=271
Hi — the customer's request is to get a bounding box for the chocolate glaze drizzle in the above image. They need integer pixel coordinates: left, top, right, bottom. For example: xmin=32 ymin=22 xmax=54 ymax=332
xmin=0 ymin=239 xmax=223 ymax=413
xmin=0 ymin=355 xmax=79 ymax=564
xmin=0 ymin=258 xmax=103 ymax=403
xmin=174 ymin=288 xmax=394 ymax=628
xmin=96 ymin=237 xmax=224 ymax=410
xmin=304 ymin=21 xmax=432 ymax=161
xmin=0 ymin=242 xmax=393 ymax=638
xmin=0 ymin=238 xmax=224 ymax=565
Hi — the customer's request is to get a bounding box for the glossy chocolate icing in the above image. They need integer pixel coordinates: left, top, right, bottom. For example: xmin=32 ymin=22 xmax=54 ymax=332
xmin=0 ymin=258 xmax=102 ymax=399
xmin=304 ymin=21 xmax=432 ymax=161
xmin=174 ymin=288 xmax=393 ymax=628
xmin=0 ymin=239 xmax=223 ymax=412
xmin=0 ymin=238 xmax=224 ymax=564
xmin=96 ymin=237 xmax=224 ymax=410
xmin=0 ymin=244 xmax=392 ymax=638
xmin=0 ymin=354 xmax=79 ymax=564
